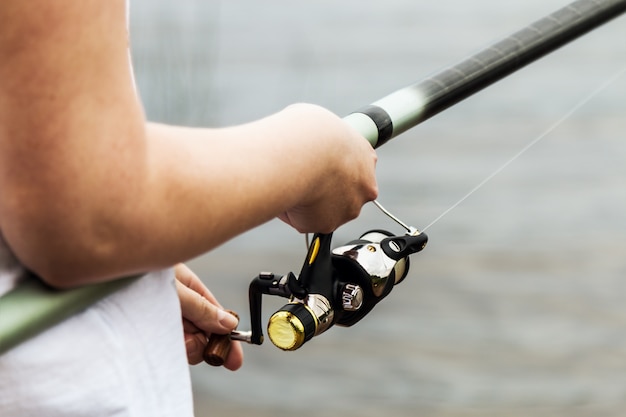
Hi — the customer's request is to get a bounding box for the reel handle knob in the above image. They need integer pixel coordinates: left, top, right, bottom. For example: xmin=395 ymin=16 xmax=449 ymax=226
xmin=203 ymin=310 xmax=239 ymax=367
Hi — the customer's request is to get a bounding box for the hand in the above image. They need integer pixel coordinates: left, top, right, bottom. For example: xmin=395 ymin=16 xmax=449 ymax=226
xmin=276 ymin=104 xmax=379 ymax=233
xmin=174 ymin=263 xmax=244 ymax=370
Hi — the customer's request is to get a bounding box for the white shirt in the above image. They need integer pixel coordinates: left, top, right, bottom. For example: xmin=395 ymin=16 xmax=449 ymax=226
xmin=0 ymin=233 xmax=194 ymax=416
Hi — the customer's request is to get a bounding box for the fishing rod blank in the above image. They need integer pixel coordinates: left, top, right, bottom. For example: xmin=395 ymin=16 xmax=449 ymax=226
xmin=1 ymin=0 xmax=625 ymax=355
xmin=345 ymin=0 xmax=626 ymax=148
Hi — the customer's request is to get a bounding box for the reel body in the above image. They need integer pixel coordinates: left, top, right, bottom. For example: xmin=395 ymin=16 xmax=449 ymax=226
xmin=238 ymin=229 xmax=427 ymax=350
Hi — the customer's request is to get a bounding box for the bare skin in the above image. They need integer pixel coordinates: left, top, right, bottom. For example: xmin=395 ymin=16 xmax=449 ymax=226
xmin=175 ymin=264 xmax=243 ymax=371
xmin=0 ymin=0 xmax=377 ymax=368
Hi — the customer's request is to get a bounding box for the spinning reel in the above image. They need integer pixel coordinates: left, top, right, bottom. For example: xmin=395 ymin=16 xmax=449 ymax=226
xmin=203 ymin=202 xmax=428 ymax=364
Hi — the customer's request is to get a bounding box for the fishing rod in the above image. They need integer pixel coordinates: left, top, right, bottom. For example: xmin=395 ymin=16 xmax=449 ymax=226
xmin=345 ymin=0 xmax=626 ymax=149
xmin=1 ymin=0 xmax=625 ymax=358
xmin=210 ymin=0 xmax=626 ymax=360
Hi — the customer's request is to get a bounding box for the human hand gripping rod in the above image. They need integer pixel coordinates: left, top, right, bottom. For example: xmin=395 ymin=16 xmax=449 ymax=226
xmin=1 ymin=0 xmax=625 ymax=358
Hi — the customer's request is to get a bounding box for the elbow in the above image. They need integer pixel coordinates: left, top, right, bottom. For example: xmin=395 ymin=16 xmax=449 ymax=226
xmin=6 ymin=228 xmax=136 ymax=290
xmin=0 ymin=195 xmax=130 ymax=289
xmin=2 ymin=227 xmax=98 ymax=290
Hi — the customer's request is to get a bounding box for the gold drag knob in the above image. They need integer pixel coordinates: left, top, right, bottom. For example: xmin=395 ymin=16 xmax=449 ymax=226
xmin=268 ymin=311 xmax=305 ymax=351
xmin=267 ymin=304 xmax=316 ymax=351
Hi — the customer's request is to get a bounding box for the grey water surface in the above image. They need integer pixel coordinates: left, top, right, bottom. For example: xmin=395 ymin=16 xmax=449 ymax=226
xmin=129 ymin=1 xmax=626 ymax=416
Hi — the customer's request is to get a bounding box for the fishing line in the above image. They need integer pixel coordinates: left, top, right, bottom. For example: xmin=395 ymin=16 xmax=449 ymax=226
xmin=420 ymin=64 xmax=626 ymax=233
xmin=372 ymin=200 xmax=420 ymax=235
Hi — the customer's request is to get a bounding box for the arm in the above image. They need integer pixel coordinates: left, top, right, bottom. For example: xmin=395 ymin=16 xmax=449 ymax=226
xmin=0 ymin=0 xmax=377 ymax=288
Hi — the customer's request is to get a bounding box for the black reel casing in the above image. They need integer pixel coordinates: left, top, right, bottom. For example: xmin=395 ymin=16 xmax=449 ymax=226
xmin=331 ymin=230 xmax=410 ymax=327
xmin=244 ymin=229 xmax=428 ymax=350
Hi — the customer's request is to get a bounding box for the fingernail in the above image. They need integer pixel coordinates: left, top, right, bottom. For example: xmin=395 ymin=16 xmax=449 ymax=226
xmin=217 ymin=309 xmax=238 ymax=329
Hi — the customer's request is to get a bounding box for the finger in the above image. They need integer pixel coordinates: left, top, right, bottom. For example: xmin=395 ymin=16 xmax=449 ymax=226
xmin=185 ymin=332 xmax=208 ymax=365
xmin=278 ymin=210 xmax=334 ymax=235
xmin=175 ymin=263 xmax=222 ymax=307
xmin=176 ymin=280 xmax=238 ymax=334
xmin=223 ymin=340 xmax=244 ymax=371
xmin=182 ymin=318 xmax=200 ymax=334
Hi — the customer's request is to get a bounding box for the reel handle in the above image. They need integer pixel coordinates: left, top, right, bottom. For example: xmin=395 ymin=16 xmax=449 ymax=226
xmin=203 ymin=309 xmax=239 ymax=367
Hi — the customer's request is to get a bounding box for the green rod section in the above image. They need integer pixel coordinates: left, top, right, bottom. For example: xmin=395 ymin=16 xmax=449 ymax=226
xmin=345 ymin=0 xmax=626 ymax=147
xmin=0 ymin=275 xmax=141 ymax=354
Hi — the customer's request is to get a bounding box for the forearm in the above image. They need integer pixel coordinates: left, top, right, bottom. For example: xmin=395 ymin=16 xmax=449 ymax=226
xmin=130 ymin=104 xmax=374 ymax=278
xmin=1 ymin=105 xmax=366 ymax=287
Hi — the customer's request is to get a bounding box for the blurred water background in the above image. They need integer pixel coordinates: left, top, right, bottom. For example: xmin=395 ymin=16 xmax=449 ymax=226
xmin=129 ymin=1 xmax=626 ymax=416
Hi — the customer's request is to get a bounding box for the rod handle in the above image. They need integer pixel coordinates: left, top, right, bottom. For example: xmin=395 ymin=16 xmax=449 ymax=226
xmin=203 ymin=310 xmax=239 ymax=367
